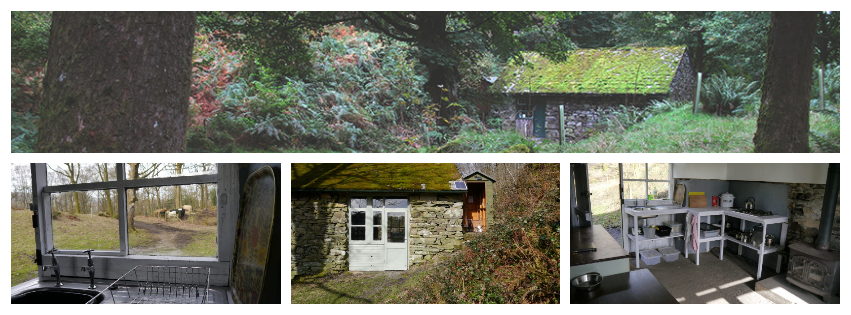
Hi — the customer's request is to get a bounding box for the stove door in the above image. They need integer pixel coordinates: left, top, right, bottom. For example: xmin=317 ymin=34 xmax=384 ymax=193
xmin=790 ymin=256 xmax=831 ymax=292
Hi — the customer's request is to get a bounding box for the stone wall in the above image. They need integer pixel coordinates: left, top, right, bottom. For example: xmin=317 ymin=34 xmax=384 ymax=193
xmin=409 ymin=194 xmax=465 ymax=265
xmin=291 ymin=192 xmax=465 ymax=276
xmin=493 ymin=94 xmax=664 ymax=142
xmin=291 ymin=192 xmax=349 ymax=277
xmin=669 ymin=49 xmax=697 ymax=102
xmin=787 ymin=183 xmax=840 ymax=252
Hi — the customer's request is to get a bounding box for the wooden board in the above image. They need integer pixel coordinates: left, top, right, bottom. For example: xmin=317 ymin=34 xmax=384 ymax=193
xmin=673 ymin=183 xmax=686 ymax=207
xmin=689 ymin=194 xmax=707 ymax=208
xmin=231 ymin=166 xmax=277 ymax=304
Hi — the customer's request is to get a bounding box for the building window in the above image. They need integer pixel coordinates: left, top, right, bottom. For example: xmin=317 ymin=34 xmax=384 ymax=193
xmin=620 ymin=163 xmax=673 ymax=200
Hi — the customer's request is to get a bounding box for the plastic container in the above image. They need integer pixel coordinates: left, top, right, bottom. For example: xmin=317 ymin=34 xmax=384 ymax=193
xmin=657 ymin=247 xmax=680 ymax=262
xmin=720 ymin=192 xmax=735 ymax=207
xmin=701 ymin=230 xmax=720 ymax=238
xmin=664 ymin=222 xmax=683 ymax=234
xmin=644 ymin=226 xmax=656 ymax=238
xmin=640 ymin=249 xmax=662 ymax=265
xmin=657 ymin=225 xmax=672 ymax=237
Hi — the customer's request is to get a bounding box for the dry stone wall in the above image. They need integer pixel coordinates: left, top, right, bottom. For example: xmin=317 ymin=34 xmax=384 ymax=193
xmin=291 ymin=192 xmax=465 ymax=276
xmin=409 ymin=194 xmax=465 ymax=265
xmin=291 ymin=193 xmax=349 ymax=277
xmin=788 ymin=183 xmax=840 ymax=252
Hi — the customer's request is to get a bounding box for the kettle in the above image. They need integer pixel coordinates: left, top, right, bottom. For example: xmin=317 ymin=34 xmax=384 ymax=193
xmin=745 ymin=197 xmax=756 ymax=210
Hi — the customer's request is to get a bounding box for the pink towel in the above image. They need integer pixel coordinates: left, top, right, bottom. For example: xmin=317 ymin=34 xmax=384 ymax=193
xmin=691 ymin=214 xmax=699 ymax=253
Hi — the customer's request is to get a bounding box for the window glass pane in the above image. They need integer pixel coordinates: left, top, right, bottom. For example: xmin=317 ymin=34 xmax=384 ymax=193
xmin=649 ymin=182 xmax=670 ymax=200
xmin=124 ymin=163 xmax=216 ymax=179
xmin=373 ymin=211 xmax=382 ymax=241
xmin=351 ymin=198 xmax=367 ymax=208
xmin=388 ymin=212 xmax=406 ymax=243
xmin=351 ymin=227 xmax=365 ymax=241
xmin=623 ymin=181 xmax=647 ymax=200
xmin=47 ymin=163 xmax=117 ymax=186
xmin=373 ymin=198 xmax=384 ymax=208
xmin=622 ymin=163 xmax=646 ymax=180
xmin=648 ymin=163 xmax=669 ymax=180
xmin=11 ymin=164 xmax=35 ymax=286
xmin=351 ymin=210 xmax=365 ymax=225
xmin=129 ymin=184 xmax=218 ymax=257
xmin=50 ymin=190 xmax=120 ymax=251
xmin=385 ymin=198 xmax=408 ymax=208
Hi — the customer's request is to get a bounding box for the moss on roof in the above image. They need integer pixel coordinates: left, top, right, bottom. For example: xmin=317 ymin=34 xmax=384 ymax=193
xmin=491 ymin=46 xmax=686 ymax=95
xmin=291 ymin=163 xmax=461 ymax=191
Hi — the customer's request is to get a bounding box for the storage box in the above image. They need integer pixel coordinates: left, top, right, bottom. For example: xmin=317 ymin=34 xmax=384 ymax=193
xmin=640 ymin=249 xmax=662 ymax=265
xmin=664 ymin=221 xmax=683 ymax=234
xmin=657 ymin=247 xmax=680 ymax=262
xmin=701 ymin=230 xmax=720 ymax=238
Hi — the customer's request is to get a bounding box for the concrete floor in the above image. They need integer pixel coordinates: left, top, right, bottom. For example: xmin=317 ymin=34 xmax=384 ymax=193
xmin=636 ymin=247 xmax=780 ymax=304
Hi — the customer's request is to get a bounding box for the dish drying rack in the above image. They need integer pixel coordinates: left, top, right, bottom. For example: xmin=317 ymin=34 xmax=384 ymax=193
xmin=87 ymin=265 xmax=210 ymax=304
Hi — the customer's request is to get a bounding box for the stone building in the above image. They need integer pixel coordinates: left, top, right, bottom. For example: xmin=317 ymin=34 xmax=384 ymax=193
xmin=291 ymin=164 xmax=495 ymax=277
xmin=491 ymin=46 xmax=696 ymax=141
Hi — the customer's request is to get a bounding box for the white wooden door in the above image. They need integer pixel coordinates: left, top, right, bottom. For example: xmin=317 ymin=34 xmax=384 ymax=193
xmin=384 ymin=209 xmax=408 ymax=270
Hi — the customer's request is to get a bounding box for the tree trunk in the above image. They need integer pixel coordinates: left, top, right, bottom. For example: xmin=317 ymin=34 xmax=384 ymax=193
xmin=37 ymin=12 xmax=195 ymax=152
xmin=753 ymin=12 xmax=817 ymax=153
xmin=417 ymin=12 xmax=460 ymax=126
xmin=127 ymin=163 xmax=140 ymax=232
xmin=174 ymin=163 xmax=184 ymax=209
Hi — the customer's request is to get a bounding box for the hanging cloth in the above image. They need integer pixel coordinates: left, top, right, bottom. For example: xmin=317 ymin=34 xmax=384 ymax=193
xmin=691 ymin=213 xmax=699 ymax=253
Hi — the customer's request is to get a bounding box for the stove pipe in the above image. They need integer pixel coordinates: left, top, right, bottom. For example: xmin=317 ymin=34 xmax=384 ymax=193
xmin=815 ymin=163 xmax=840 ymax=250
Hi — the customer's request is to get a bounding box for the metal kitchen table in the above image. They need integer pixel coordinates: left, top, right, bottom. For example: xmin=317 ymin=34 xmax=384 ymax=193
xmin=685 ymin=207 xmax=727 ymax=266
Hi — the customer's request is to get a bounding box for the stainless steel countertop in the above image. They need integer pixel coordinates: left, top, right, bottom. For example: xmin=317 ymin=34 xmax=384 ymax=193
xmin=11 ymin=278 xmax=233 ymax=304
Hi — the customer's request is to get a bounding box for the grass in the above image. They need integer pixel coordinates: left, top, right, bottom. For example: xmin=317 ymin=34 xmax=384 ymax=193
xmin=11 ymin=209 xmax=38 ymax=286
xmin=553 ymin=107 xmax=757 ymax=152
xmin=11 ymin=209 xmax=157 ymax=287
xmin=292 ymin=268 xmax=431 ymax=303
xmin=291 ymin=163 xmax=461 ymax=191
xmin=182 ymin=232 xmax=218 ymax=257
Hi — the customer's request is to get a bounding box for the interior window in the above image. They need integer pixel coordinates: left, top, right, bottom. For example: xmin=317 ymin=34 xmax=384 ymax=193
xmin=125 ymin=163 xmax=216 ymax=179
xmin=50 ymin=189 xmax=120 ymax=251
xmin=47 ymin=163 xmax=117 ymax=186
xmin=128 ymin=183 xmax=218 ymax=257
xmin=620 ymin=163 xmax=672 ymax=200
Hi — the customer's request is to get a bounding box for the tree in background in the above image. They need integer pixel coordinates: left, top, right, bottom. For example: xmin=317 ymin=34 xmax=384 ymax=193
xmin=48 ymin=163 xmax=82 ymax=214
xmin=126 ymin=163 xmax=162 ymax=231
xmin=753 ymin=12 xmax=817 ymax=153
xmin=36 ymin=12 xmax=195 ymax=152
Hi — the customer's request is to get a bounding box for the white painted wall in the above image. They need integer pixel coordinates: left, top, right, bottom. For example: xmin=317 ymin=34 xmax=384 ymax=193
xmin=673 ymin=163 xmax=828 ymax=184
xmin=672 ymin=164 xmax=727 ymax=180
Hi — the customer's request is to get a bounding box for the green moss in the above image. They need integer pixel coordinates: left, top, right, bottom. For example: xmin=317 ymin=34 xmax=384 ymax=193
xmin=291 ymin=164 xmax=461 ymax=191
xmin=492 ymin=46 xmax=686 ymax=95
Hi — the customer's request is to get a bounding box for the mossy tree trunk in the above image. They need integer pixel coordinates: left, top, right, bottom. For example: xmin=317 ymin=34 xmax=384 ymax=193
xmin=753 ymin=12 xmax=817 ymax=153
xmin=37 ymin=12 xmax=195 ymax=152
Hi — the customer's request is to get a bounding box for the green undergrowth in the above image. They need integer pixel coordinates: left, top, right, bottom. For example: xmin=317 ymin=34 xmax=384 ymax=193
xmin=551 ymin=106 xmax=758 ymax=152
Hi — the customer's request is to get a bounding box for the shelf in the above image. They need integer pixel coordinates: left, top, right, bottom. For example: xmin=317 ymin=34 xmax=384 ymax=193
xmin=627 ymin=232 xmax=684 ymax=242
xmin=724 ymin=236 xmax=782 ymax=254
xmin=696 ymin=235 xmax=723 ymax=242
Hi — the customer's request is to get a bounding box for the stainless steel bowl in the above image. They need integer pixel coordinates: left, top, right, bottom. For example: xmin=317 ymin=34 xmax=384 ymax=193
xmin=571 ymin=272 xmax=603 ymax=291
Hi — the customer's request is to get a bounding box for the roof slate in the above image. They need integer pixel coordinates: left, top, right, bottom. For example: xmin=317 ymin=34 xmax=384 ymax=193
xmin=291 ymin=163 xmax=461 ymax=192
xmin=492 ymin=46 xmax=686 ymax=95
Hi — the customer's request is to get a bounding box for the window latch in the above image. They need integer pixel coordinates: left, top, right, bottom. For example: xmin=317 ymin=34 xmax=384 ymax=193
xmin=32 ymin=212 xmax=39 ymax=229
xmin=29 ymin=202 xmax=37 ymax=211
xmin=34 ymin=250 xmax=42 ymax=265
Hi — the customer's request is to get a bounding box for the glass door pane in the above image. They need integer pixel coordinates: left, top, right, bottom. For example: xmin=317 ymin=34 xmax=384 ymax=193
xmin=388 ymin=212 xmax=406 ymax=243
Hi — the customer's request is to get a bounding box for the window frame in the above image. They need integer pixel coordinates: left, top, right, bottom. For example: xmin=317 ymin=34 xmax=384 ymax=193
xmin=348 ymin=196 xmax=387 ymax=245
xmin=31 ymin=163 xmax=239 ymax=286
xmin=619 ymin=163 xmax=674 ymax=201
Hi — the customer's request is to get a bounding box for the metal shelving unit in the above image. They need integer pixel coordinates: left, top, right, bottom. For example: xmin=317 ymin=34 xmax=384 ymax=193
xmin=623 ymin=206 xmax=688 ymax=268
xmin=685 ymin=207 xmax=788 ymax=279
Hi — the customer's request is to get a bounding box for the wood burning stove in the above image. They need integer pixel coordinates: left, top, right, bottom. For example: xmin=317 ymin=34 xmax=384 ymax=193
xmin=787 ymin=243 xmax=840 ymax=303
xmin=786 ymin=163 xmax=840 ymax=304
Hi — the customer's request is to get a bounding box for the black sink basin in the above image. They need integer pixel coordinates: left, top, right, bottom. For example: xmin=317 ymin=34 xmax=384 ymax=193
xmin=11 ymin=287 xmax=104 ymax=304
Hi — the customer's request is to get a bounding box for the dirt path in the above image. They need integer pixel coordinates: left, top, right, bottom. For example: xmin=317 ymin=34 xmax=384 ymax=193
xmin=132 ymin=219 xmax=195 ymax=256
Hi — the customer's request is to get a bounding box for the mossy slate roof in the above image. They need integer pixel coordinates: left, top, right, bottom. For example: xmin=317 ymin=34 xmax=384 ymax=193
xmin=291 ymin=164 xmax=461 ymax=192
xmin=492 ymin=46 xmax=686 ymax=95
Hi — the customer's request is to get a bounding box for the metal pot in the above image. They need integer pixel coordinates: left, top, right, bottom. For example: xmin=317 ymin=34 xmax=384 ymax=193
xmin=741 ymin=231 xmax=752 ymax=243
xmin=745 ymin=197 xmax=756 ymax=210
xmin=765 ymin=234 xmax=776 ymax=247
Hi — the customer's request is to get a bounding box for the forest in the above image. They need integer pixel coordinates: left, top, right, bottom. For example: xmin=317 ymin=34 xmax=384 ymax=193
xmin=11 ymin=11 xmax=840 ymax=153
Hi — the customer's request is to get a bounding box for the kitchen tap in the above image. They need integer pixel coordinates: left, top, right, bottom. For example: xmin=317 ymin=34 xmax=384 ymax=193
xmin=42 ymin=247 xmax=63 ymax=287
xmin=80 ymin=249 xmax=97 ymax=289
